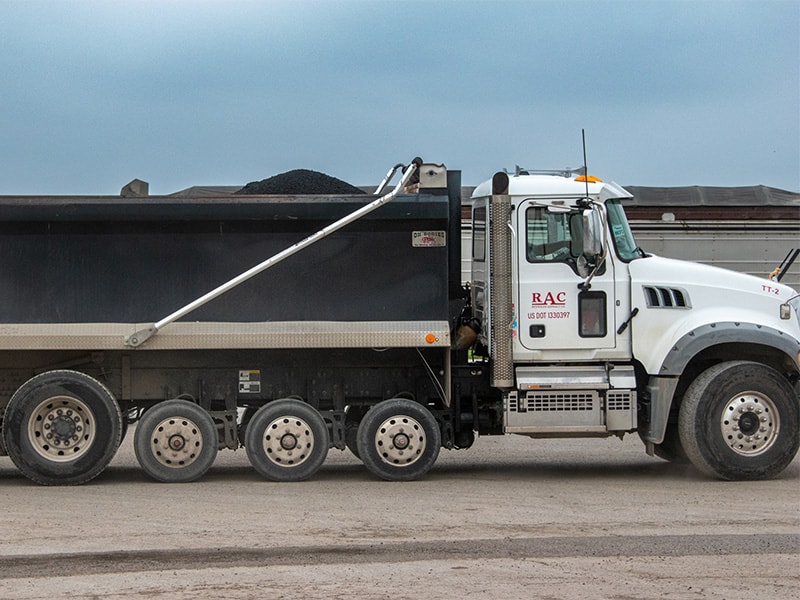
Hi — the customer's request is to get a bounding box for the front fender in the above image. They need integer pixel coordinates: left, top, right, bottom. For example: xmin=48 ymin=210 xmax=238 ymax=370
xmin=657 ymin=322 xmax=800 ymax=376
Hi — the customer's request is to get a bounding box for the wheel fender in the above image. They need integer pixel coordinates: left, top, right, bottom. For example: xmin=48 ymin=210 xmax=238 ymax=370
xmin=656 ymin=322 xmax=800 ymax=377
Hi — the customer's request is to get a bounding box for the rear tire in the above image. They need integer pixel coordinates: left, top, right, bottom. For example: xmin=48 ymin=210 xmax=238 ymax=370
xmin=356 ymin=398 xmax=441 ymax=481
xmin=2 ymin=370 xmax=122 ymax=486
xmin=245 ymin=399 xmax=329 ymax=482
xmin=679 ymin=361 xmax=799 ymax=480
xmin=134 ymin=400 xmax=218 ymax=483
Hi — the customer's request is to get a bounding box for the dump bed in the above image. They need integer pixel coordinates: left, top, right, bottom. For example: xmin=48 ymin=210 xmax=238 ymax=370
xmin=0 ymin=189 xmax=456 ymax=350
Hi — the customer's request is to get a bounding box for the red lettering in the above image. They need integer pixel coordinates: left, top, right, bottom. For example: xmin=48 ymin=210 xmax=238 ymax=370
xmin=531 ymin=290 xmax=567 ymax=307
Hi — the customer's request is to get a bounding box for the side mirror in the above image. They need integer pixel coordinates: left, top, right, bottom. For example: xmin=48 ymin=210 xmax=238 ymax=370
xmin=582 ymin=208 xmax=604 ymax=259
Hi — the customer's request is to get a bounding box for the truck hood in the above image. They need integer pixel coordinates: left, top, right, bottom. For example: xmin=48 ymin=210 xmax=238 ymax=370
xmin=629 ymin=254 xmax=798 ymax=304
xmin=628 ymin=255 xmax=800 ymax=376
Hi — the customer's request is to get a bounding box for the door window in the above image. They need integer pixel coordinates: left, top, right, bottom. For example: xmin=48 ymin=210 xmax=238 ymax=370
xmin=526 ymin=207 xmax=581 ymax=263
xmin=525 ymin=206 xmax=602 ymax=276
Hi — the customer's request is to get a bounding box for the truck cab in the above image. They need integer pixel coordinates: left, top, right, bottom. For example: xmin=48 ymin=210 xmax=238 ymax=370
xmin=467 ymin=167 xmax=800 ymax=480
xmin=472 ymin=169 xmax=635 ymax=361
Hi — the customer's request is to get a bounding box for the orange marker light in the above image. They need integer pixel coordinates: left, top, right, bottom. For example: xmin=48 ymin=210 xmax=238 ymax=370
xmin=575 ymin=175 xmax=603 ymax=183
xmin=425 ymin=333 xmax=437 ymax=344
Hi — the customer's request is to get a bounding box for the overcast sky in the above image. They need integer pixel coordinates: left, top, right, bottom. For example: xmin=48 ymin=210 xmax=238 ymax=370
xmin=1 ymin=0 xmax=798 ymax=195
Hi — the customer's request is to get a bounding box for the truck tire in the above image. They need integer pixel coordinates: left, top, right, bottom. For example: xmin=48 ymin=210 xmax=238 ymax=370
xmin=133 ymin=399 xmax=218 ymax=483
xmin=244 ymin=399 xmax=329 ymax=481
xmin=678 ymin=361 xmax=799 ymax=480
xmin=2 ymin=370 xmax=122 ymax=486
xmin=356 ymin=398 xmax=441 ymax=481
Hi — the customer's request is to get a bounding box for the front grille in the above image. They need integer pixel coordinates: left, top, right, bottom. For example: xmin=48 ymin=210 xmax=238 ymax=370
xmin=525 ymin=392 xmax=594 ymax=412
xmin=607 ymin=390 xmax=633 ymax=411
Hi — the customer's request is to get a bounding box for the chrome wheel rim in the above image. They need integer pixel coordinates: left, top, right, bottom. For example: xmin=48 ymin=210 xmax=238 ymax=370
xmin=720 ymin=391 xmax=779 ymax=456
xmin=28 ymin=395 xmax=96 ymax=463
xmin=262 ymin=416 xmax=315 ymax=467
xmin=373 ymin=414 xmax=426 ymax=466
xmin=149 ymin=416 xmax=205 ymax=468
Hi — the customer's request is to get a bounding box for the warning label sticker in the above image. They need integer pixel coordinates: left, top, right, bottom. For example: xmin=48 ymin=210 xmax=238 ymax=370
xmin=238 ymin=370 xmax=261 ymax=394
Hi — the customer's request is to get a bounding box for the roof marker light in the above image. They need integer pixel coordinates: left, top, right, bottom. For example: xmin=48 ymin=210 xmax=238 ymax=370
xmin=575 ymin=175 xmax=602 ymax=183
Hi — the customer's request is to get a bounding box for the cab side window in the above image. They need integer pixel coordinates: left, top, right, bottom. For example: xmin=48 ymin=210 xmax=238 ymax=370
xmin=472 ymin=206 xmax=486 ymax=262
xmin=525 ymin=207 xmax=583 ymax=263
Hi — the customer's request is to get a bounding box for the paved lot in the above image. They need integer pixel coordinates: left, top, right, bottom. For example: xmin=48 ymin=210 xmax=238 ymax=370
xmin=0 ymin=430 xmax=798 ymax=599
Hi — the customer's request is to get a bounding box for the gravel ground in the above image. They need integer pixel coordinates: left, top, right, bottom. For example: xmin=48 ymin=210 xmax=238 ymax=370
xmin=0 ymin=431 xmax=797 ymax=599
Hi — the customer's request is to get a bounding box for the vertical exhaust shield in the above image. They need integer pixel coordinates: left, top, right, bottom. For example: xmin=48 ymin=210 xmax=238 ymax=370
xmin=489 ymin=190 xmax=514 ymax=389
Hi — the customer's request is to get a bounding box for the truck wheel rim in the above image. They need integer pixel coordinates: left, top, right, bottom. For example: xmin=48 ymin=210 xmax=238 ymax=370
xmin=149 ymin=417 xmax=205 ymax=468
xmin=373 ymin=415 xmax=426 ymax=466
xmin=262 ymin=416 xmax=315 ymax=467
xmin=720 ymin=391 xmax=779 ymax=456
xmin=28 ymin=395 xmax=96 ymax=463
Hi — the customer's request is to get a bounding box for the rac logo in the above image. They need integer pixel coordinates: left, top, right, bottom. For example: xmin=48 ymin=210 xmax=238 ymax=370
xmin=531 ymin=291 xmax=567 ymax=307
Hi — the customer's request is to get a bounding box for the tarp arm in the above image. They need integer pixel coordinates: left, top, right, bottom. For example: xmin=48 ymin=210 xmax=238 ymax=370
xmin=125 ymin=157 xmax=423 ymax=348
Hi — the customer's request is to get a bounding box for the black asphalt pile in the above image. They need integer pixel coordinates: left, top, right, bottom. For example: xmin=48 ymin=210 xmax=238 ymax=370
xmin=236 ymin=169 xmax=366 ymax=195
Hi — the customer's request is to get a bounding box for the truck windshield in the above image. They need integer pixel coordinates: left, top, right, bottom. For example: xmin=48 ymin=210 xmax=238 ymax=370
xmin=606 ymin=199 xmax=642 ymax=261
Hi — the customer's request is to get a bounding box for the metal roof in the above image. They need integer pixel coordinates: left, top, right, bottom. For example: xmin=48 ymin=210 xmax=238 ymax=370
xmin=169 ymin=185 xmax=241 ymax=197
xmin=622 ymin=185 xmax=799 ymax=207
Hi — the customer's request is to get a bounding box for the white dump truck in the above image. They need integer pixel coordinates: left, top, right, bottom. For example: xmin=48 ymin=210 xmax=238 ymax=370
xmin=0 ymin=159 xmax=797 ymax=485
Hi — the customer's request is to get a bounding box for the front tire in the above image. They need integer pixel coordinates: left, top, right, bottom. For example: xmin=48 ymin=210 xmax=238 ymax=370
xmin=134 ymin=400 xmax=218 ymax=483
xmin=245 ymin=399 xmax=329 ymax=482
xmin=679 ymin=361 xmax=799 ymax=480
xmin=2 ymin=370 xmax=123 ymax=486
xmin=356 ymin=398 xmax=441 ymax=481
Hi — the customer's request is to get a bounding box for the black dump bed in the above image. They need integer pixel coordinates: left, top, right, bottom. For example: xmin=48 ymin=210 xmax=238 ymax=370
xmin=0 ymin=192 xmax=453 ymax=325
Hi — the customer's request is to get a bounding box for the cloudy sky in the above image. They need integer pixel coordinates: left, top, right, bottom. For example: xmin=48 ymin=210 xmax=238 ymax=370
xmin=1 ymin=0 xmax=798 ymax=195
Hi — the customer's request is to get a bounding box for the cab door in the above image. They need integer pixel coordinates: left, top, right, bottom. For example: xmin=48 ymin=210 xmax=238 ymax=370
xmin=516 ymin=200 xmax=617 ymax=352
